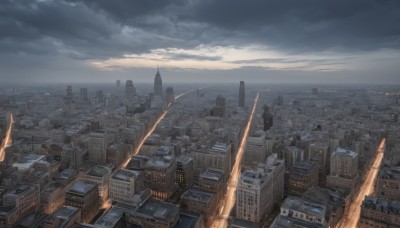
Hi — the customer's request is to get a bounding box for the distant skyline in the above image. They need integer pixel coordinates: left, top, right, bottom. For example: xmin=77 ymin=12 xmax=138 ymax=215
xmin=0 ymin=0 xmax=399 ymax=84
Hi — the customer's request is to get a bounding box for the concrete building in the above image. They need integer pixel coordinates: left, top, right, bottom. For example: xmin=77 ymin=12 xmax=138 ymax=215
xmin=266 ymin=154 xmax=285 ymax=205
xmin=79 ymin=165 xmax=112 ymax=203
xmin=288 ymin=160 xmax=319 ymax=196
xmin=110 ymin=168 xmax=144 ymax=203
xmin=262 ymin=105 xmax=273 ymax=131
xmin=213 ymin=95 xmax=226 ymax=117
xmin=94 ymin=206 xmax=125 ymax=228
xmin=359 ymin=196 xmax=400 ymax=228
xmin=42 ymin=206 xmax=81 ymax=228
xmin=309 ymin=142 xmax=330 ymax=186
xmin=236 ymin=168 xmax=273 ymax=223
xmin=191 ymin=143 xmax=231 ymax=182
xmin=326 ymin=148 xmax=360 ymax=190
xmin=41 ymin=182 xmax=65 ymax=214
xmin=106 ymin=141 xmax=127 ymax=167
xmin=125 ymin=80 xmax=136 ymax=99
xmin=88 ymin=130 xmax=113 ymax=165
xmin=244 ymin=130 xmax=267 ymax=169
xmin=144 ymin=156 xmax=178 ymax=200
xmin=239 ymin=81 xmax=245 ymax=107
xmin=65 ymin=181 xmax=99 ymax=223
xmin=272 ymin=196 xmax=327 ymax=227
xmin=198 ymin=169 xmax=225 ymax=204
xmin=376 ymin=166 xmax=400 ymax=201
xmin=80 ymin=88 xmax=88 ymax=102
xmin=125 ymin=199 xmax=180 ymax=228
xmin=180 ymin=188 xmax=217 ymax=223
xmin=330 ymin=147 xmax=358 ymax=178
xmin=176 ymin=155 xmax=194 ymax=190
xmin=3 ymin=184 xmax=40 ymax=224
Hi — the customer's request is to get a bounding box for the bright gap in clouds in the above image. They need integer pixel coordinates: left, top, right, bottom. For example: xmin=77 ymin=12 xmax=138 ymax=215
xmin=88 ymin=45 xmax=350 ymax=71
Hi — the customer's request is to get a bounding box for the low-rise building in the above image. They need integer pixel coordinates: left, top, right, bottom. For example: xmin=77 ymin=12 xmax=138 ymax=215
xmin=3 ymin=184 xmax=40 ymax=223
xmin=180 ymin=188 xmax=216 ymax=223
xmin=125 ymin=199 xmax=180 ymax=228
xmin=359 ymin=196 xmax=400 ymax=227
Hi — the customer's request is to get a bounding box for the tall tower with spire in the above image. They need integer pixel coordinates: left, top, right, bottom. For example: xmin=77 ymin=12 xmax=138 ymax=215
xmin=154 ymin=67 xmax=163 ymax=98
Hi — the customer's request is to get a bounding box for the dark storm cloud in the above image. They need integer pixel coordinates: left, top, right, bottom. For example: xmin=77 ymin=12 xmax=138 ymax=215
xmin=182 ymin=0 xmax=400 ymax=52
xmin=1 ymin=0 xmax=399 ymax=60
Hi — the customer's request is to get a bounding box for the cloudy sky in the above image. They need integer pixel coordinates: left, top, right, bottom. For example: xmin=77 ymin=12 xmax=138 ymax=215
xmin=1 ymin=0 xmax=399 ymax=84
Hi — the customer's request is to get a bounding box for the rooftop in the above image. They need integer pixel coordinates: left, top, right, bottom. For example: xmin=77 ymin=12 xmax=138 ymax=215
xmin=181 ymin=188 xmax=214 ymax=203
xmin=272 ymin=215 xmax=324 ymax=228
xmin=292 ymin=160 xmax=318 ymax=172
xmin=95 ymin=206 xmax=125 ymax=227
xmin=52 ymin=206 xmax=80 ymax=221
xmin=176 ymin=155 xmax=193 ymax=165
xmin=174 ymin=211 xmax=202 ymax=228
xmin=200 ymin=169 xmax=224 ymax=182
xmin=362 ymin=196 xmax=400 ymax=215
xmin=379 ymin=166 xmax=400 ymax=180
xmin=334 ymin=147 xmax=358 ymax=158
xmin=112 ymin=168 xmax=142 ymax=181
xmin=135 ymin=199 xmax=179 ymax=222
xmin=67 ymin=181 xmax=96 ymax=195
xmin=282 ymin=196 xmax=326 ymax=218
xmin=86 ymin=166 xmax=111 ymax=177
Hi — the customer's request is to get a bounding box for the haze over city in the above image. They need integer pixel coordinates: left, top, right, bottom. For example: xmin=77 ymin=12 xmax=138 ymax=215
xmin=1 ymin=1 xmax=400 ymax=228
xmin=1 ymin=0 xmax=400 ymax=84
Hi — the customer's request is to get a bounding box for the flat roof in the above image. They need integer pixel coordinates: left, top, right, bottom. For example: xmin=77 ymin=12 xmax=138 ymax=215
xmin=67 ymin=181 xmax=96 ymax=195
xmin=86 ymin=166 xmax=111 ymax=177
xmin=112 ymin=169 xmax=141 ymax=181
xmin=95 ymin=206 xmax=125 ymax=227
xmin=200 ymin=169 xmax=224 ymax=182
xmin=282 ymin=196 xmax=326 ymax=218
xmin=135 ymin=199 xmax=179 ymax=222
xmin=334 ymin=147 xmax=358 ymax=158
xmin=181 ymin=188 xmax=214 ymax=203
xmin=53 ymin=206 xmax=80 ymax=220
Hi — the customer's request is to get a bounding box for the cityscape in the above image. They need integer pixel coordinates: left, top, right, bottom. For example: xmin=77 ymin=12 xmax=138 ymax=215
xmin=1 ymin=1 xmax=400 ymax=228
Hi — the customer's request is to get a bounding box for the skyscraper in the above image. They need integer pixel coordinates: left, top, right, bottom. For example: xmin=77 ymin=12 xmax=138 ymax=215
xmin=165 ymin=86 xmax=174 ymax=103
xmin=116 ymin=80 xmax=121 ymax=88
xmin=154 ymin=68 xmax=163 ymax=97
xmin=239 ymin=81 xmax=245 ymax=107
xmin=213 ymin=95 xmax=226 ymax=117
xmin=125 ymin=80 xmax=136 ymax=99
xmin=80 ymin=88 xmax=88 ymax=102
xmin=263 ymin=105 xmax=273 ymax=131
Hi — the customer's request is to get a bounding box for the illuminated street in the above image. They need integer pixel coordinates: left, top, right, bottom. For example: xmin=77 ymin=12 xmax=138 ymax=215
xmin=121 ymin=89 xmax=193 ymax=168
xmin=211 ymin=91 xmax=260 ymax=228
xmin=0 ymin=113 xmax=14 ymax=162
xmin=338 ymin=138 xmax=386 ymax=228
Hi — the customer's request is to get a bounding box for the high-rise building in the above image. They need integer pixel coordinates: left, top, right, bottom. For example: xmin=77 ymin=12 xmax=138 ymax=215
xmin=165 ymin=86 xmax=175 ymax=103
xmin=213 ymin=95 xmax=226 ymax=117
xmin=288 ymin=160 xmax=319 ymax=196
xmin=79 ymin=165 xmax=112 ymax=203
xmin=144 ymin=156 xmax=178 ymax=200
xmin=176 ymin=155 xmax=194 ymax=190
xmin=110 ymin=169 xmax=144 ymax=203
xmin=309 ymin=142 xmax=330 ymax=186
xmin=244 ymin=130 xmax=267 ymax=169
xmin=64 ymin=181 xmax=99 ymax=223
xmin=116 ymin=80 xmax=121 ymax=87
xmin=327 ymin=148 xmax=360 ymax=190
xmin=236 ymin=167 xmax=273 ymax=222
xmin=263 ymin=105 xmax=273 ymax=131
xmin=239 ymin=81 xmax=245 ymax=107
xmin=329 ymin=148 xmax=358 ymax=178
xmin=88 ymin=130 xmax=113 ymax=165
xmin=125 ymin=80 xmax=136 ymax=99
xmin=96 ymin=90 xmax=104 ymax=104
xmin=80 ymin=88 xmax=88 ymax=102
xmin=180 ymin=188 xmax=217 ymax=223
xmin=191 ymin=143 xmax=231 ymax=182
xmin=154 ymin=68 xmax=163 ymax=98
